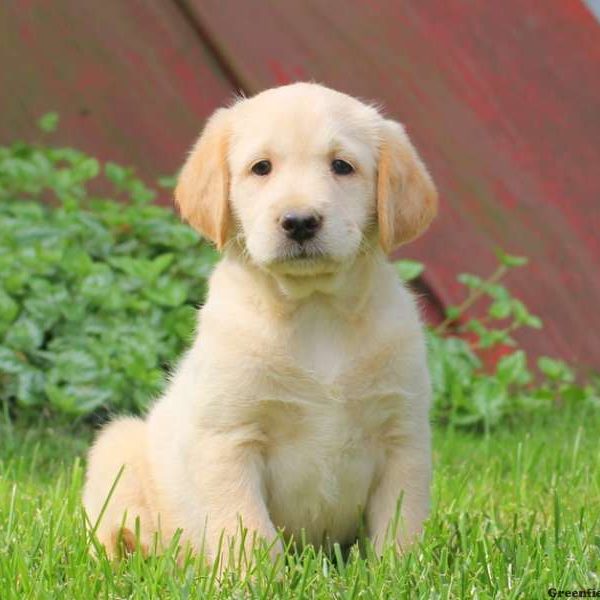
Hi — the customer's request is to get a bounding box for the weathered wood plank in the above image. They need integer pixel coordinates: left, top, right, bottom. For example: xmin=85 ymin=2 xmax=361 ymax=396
xmin=0 ymin=0 xmax=236 ymax=186
xmin=181 ymin=0 xmax=600 ymax=368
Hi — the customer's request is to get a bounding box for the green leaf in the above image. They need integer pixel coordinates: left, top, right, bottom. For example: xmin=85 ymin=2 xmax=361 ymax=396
xmin=37 ymin=112 xmax=59 ymax=133
xmin=537 ymin=356 xmax=574 ymax=383
xmin=60 ymin=249 xmax=94 ymax=278
xmin=494 ymin=248 xmax=528 ymax=267
xmin=129 ymin=180 xmax=156 ymax=204
xmin=444 ymin=306 xmax=461 ymax=321
xmin=4 ymin=317 xmax=44 ymax=352
xmin=3 ymin=270 xmax=29 ymax=295
xmin=49 ymin=349 xmax=100 ymax=384
xmin=74 ymin=157 xmax=100 ymax=181
xmin=488 ymin=299 xmax=511 ymax=320
xmin=560 ymin=385 xmax=587 ymax=403
xmin=133 ymin=220 xmax=199 ymax=250
xmin=157 ymin=175 xmax=177 ymax=189
xmin=483 ymin=283 xmax=510 ymax=301
xmin=471 ymin=378 xmax=506 ymax=426
xmin=0 ymin=346 xmax=29 ymax=374
xmin=511 ymin=299 xmax=530 ymax=324
xmin=24 ymin=288 xmax=69 ymax=328
xmin=394 ymin=259 xmax=425 ymax=282
xmin=15 ymin=368 xmax=45 ymax=406
xmin=465 ymin=319 xmax=487 ymax=337
xmin=150 ymin=253 xmax=175 ymax=278
xmin=524 ymin=314 xmax=543 ymax=329
xmin=496 ymin=351 xmax=532 ymax=386
xmin=45 ymin=383 xmax=111 ymax=415
xmin=458 ymin=273 xmax=483 ymax=289
xmin=143 ymin=278 xmax=188 ymax=307
xmin=104 ymin=162 xmax=129 ymax=187
xmin=163 ymin=305 xmax=197 ymax=341
xmin=0 ymin=289 xmax=19 ymax=326
xmin=79 ymin=264 xmax=115 ymax=300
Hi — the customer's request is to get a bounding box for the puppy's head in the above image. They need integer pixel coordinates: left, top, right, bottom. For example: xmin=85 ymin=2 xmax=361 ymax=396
xmin=176 ymin=83 xmax=437 ymax=276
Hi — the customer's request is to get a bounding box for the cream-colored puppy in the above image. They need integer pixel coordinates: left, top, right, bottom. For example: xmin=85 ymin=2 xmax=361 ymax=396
xmin=83 ymin=82 xmax=438 ymax=564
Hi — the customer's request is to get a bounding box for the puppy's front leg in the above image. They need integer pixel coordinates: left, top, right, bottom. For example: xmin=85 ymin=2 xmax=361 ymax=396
xmin=367 ymin=434 xmax=431 ymax=555
xmin=191 ymin=431 xmax=281 ymax=567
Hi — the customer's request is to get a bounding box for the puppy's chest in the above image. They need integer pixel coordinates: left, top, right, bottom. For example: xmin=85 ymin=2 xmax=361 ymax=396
xmin=259 ymin=310 xmax=403 ymax=543
xmin=265 ymin=304 xmax=402 ymax=437
xmin=288 ymin=319 xmax=349 ymax=383
xmin=264 ymin=401 xmax=386 ymax=543
xmin=286 ymin=304 xmax=377 ymax=381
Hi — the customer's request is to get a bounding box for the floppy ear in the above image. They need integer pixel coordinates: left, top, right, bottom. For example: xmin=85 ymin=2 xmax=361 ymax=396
xmin=377 ymin=119 xmax=438 ymax=254
xmin=175 ymin=108 xmax=231 ymax=249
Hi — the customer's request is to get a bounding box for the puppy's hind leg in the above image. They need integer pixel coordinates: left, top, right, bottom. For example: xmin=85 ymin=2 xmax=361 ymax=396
xmin=83 ymin=417 xmax=156 ymax=558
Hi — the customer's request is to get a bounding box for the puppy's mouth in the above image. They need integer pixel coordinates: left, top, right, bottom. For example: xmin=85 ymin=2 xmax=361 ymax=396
xmin=268 ymin=245 xmax=339 ymax=276
xmin=287 ymin=246 xmax=323 ymax=261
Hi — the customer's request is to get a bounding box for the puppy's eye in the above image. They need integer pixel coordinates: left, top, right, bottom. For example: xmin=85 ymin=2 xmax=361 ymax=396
xmin=331 ymin=159 xmax=354 ymax=175
xmin=251 ymin=160 xmax=272 ymax=176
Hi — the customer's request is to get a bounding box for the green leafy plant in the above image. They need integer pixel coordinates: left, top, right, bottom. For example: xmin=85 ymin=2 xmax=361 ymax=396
xmin=0 ymin=119 xmax=218 ymax=417
xmin=396 ymin=252 xmax=599 ymax=431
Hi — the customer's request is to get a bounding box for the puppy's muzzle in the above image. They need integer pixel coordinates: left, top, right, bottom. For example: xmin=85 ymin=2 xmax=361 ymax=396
xmin=280 ymin=211 xmax=323 ymax=244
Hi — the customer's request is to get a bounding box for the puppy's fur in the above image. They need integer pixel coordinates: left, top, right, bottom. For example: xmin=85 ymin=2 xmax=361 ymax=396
xmin=83 ymin=83 xmax=438 ymax=563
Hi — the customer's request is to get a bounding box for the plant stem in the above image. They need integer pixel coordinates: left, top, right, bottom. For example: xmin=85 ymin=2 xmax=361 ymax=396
xmin=435 ymin=264 xmax=508 ymax=335
xmin=469 ymin=320 xmax=519 ymax=351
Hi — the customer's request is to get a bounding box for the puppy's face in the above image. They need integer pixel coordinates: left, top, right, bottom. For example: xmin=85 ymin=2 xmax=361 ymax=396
xmin=228 ymin=86 xmax=380 ymax=275
xmin=176 ymin=83 xmax=437 ymax=277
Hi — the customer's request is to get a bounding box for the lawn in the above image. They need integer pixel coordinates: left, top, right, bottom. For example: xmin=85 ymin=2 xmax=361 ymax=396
xmin=1 ymin=405 xmax=598 ymax=599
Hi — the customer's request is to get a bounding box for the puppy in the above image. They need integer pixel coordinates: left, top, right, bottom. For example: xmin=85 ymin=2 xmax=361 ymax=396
xmin=83 ymin=82 xmax=438 ymax=565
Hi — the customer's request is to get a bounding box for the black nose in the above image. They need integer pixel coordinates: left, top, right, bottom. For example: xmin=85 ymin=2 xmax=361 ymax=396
xmin=280 ymin=211 xmax=323 ymax=243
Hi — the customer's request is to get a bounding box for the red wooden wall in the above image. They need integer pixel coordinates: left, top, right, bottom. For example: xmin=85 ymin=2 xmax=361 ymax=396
xmin=0 ymin=1 xmax=233 ymax=179
xmin=1 ymin=1 xmax=599 ymax=369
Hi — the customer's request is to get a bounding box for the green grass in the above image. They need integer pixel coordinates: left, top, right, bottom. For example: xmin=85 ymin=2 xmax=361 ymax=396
xmin=0 ymin=407 xmax=599 ymax=599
